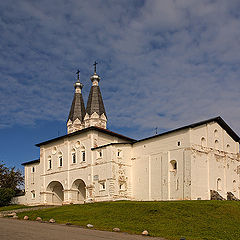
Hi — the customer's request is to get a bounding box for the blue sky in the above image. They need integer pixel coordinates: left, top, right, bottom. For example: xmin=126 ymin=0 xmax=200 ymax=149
xmin=1 ymin=0 xmax=240 ymax=170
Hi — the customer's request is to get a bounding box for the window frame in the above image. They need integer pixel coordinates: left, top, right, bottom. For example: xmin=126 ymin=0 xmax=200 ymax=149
xmin=48 ymin=159 xmax=52 ymax=170
xmin=72 ymin=152 xmax=76 ymax=164
xmin=99 ymin=181 xmax=106 ymax=191
xmin=82 ymin=150 xmax=86 ymax=162
xmin=59 ymin=155 xmax=63 ymax=167
xmin=31 ymin=191 xmax=36 ymax=199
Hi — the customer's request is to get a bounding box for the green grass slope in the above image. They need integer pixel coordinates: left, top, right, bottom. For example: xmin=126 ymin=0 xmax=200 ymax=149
xmin=17 ymin=201 xmax=240 ymax=240
xmin=0 ymin=205 xmax=29 ymax=212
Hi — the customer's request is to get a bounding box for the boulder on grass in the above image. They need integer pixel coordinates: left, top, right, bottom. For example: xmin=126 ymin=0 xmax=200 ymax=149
xmin=87 ymin=224 xmax=93 ymax=228
xmin=227 ymin=192 xmax=239 ymax=201
xmin=210 ymin=190 xmax=225 ymax=200
xmin=142 ymin=230 xmax=149 ymax=236
xmin=23 ymin=216 xmax=29 ymax=220
xmin=12 ymin=215 xmax=18 ymax=219
xmin=113 ymin=228 xmax=120 ymax=232
xmin=8 ymin=212 xmax=17 ymax=217
xmin=36 ymin=217 xmax=42 ymax=221
xmin=49 ymin=218 xmax=56 ymax=223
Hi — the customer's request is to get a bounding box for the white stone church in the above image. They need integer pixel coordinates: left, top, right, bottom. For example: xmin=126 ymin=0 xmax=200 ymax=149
xmin=18 ymin=67 xmax=240 ymax=205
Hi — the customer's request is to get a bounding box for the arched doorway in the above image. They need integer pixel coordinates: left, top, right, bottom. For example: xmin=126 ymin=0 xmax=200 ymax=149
xmin=72 ymin=179 xmax=86 ymax=203
xmin=46 ymin=181 xmax=64 ymax=205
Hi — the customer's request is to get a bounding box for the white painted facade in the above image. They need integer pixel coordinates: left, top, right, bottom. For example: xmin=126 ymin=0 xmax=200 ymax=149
xmin=19 ymin=71 xmax=240 ymax=205
xmin=20 ymin=119 xmax=240 ymax=205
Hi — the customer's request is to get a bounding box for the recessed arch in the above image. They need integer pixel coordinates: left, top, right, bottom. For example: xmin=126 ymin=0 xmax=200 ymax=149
xmin=46 ymin=181 xmax=64 ymax=205
xmin=170 ymin=160 xmax=177 ymax=171
xmin=201 ymin=137 xmax=206 ymax=147
xmin=75 ymin=141 xmax=81 ymax=148
xmin=71 ymin=179 xmax=86 ymax=203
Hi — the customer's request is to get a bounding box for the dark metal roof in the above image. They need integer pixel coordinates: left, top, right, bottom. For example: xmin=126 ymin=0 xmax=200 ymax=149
xmin=36 ymin=126 xmax=135 ymax=147
xmin=136 ymin=116 xmax=240 ymax=143
xmin=91 ymin=142 xmax=131 ymax=150
xmin=22 ymin=159 xmax=40 ymax=166
xmin=68 ymin=92 xmax=86 ymax=122
xmin=86 ymin=86 xmax=106 ymax=117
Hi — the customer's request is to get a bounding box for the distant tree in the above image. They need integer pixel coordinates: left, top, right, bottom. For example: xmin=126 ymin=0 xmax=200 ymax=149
xmin=0 ymin=188 xmax=15 ymax=206
xmin=0 ymin=162 xmax=24 ymax=193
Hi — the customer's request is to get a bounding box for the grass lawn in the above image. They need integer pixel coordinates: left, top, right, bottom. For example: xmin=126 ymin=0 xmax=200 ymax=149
xmin=0 ymin=205 xmax=29 ymax=212
xmin=16 ymin=200 xmax=240 ymax=240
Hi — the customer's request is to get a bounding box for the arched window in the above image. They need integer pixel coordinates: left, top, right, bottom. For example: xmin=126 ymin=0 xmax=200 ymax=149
xmin=215 ymin=140 xmax=219 ymax=149
xmin=201 ymin=137 xmax=206 ymax=147
xmin=117 ymin=149 xmax=122 ymax=157
xmin=214 ymin=129 xmax=218 ymax=138
xmin=170 ymin=160 xmax=177 ymax=171
xmin=31 ymin=190 xmax=36 ymax=199
xmin=81 ymin=146 xmax=86 ymax=162
xmin=226 ymin=144 xmax=230 ymax=150
xmin=58 ymin=152 xmax=63 ymax=167
xmin=52 ymin=147 xmax=57 ymax=155
xmin=72 ymin=149 xmax=76 ymax=164
xmin=217 ymin=178 xmax=222 ymax=191
xmin=48 ymin=156 xmax=52 ymax=170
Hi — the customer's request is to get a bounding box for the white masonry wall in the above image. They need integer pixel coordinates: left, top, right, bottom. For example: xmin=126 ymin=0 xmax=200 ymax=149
xmin=23 ymin=129 xmax=132 ymax=205
xmin=22 ymin=121 xmax=240 ymax=205
xmin=190 ymin=122 xmax=240 ymax=200
xmin=131 ymin=129 xmax=192 ymax=201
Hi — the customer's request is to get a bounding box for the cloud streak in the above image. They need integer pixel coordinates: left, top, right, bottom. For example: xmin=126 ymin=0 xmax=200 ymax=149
xmin=0 ymin=0 xmax=240 ymax=140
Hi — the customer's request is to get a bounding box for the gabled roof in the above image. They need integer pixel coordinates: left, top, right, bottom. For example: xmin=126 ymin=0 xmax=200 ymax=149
xmin=136 ymin=116 xmax=240 ymax=143
xmin=36 ymin=126 xmax=135 ymax=147
xmin=68 ymin=92 xmax=86 ymax=122
xmin=86 ymin=86 xmax=106 ymax=117
xmin=22 ymin=159 xmax=40 ymax=166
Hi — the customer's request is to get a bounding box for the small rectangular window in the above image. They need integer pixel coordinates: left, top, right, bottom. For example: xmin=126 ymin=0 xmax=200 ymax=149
xmin=100 ymin=181 xmax=106 ymax=190
xmin=99 ymin=151 xmax=102 ymax=158
xmin=59 ymin=156 xmax=63 ymax=167
xmin=82 ymin=151 xmax=86 ymax=162
xmin=48 ymin=160 xmax=52 ymax=169
xmin=32 ymin=191 xmax=36 ymax=199
xmin=117 ymin=149 xmax=122 ymax=157
xmin=72 ymin=153 xmax=76 ymax=164
xmin=32 ymin=167 xmax=35 ymax=173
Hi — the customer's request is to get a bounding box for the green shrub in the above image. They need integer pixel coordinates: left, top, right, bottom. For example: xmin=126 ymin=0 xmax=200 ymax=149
xmin=0 ymin=188 xmax=15 ymax=206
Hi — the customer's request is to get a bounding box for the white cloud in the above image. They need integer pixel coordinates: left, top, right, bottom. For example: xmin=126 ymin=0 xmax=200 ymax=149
xmin=0 ymin=0 xmax=240 ymax=139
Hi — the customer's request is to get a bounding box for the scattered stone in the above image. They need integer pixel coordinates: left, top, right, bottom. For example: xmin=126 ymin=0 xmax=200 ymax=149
xmin=227 ymin=192 xmax=240 ymax=201
xmin=66 ymin=222 xmax=72 ymax=225
xmin=49 ymin=218 xmax=56 ymax=223
xmin=12 ymin=215 xmax=18 ymax=219
xmin=8 ymin=212 xmax=17 ymax=217
xmin=113 ymin=228 xmax=120 ymax=232
xmin=36 ymin=217 xmax=42 ymax=221
xmin=210 ymin=190 xmax=225 ymax=200
xmin=86 ymin=224 xmax=94 ymax=228
xmin=23 ymin=216 xmax=29 ymax=220
xmin=142 ymin=230 xmax=149 ymax=236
